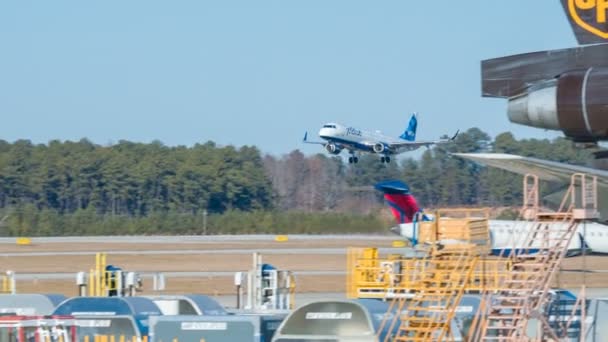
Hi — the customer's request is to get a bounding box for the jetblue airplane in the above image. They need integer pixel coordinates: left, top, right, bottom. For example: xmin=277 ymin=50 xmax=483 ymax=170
xmin=374 ymin=180 xmax=608 ymax=256
xmin=303 ymin=114 xmax=457 ymax=164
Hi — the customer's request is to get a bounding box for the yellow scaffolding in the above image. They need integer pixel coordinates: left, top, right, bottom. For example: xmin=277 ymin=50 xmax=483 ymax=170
xmin=385 ymin=244 xmax=479 ymax=341
xmin=347 ymin=209 xmax=506 ymax=300
xmin=360 ymin=209 xmax=493 ymax=342
xmin=346 ymin=249 xmax=511 ymax=299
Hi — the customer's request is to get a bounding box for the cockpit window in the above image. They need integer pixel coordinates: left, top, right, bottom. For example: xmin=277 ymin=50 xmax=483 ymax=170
xmin=323 ymin=124 xmax=336 ymax=129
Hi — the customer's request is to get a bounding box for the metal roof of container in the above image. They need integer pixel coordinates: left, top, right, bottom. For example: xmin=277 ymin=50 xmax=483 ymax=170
xmin=53 ymin=297 xmax=162 ymax=336
xmin=146 ymin=294 xmax=227 ymax=315
xmin=272 ymin=299 xmax=397 ymax=342
xmin=0 ymin=294 xmax=67 ymax=315
xmin=53 ymin=297 xmax=161 ymax=317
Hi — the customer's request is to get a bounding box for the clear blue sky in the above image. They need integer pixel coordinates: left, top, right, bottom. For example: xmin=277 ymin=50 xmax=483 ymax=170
xmin=0 ymin=1 xmax=574 ymax=155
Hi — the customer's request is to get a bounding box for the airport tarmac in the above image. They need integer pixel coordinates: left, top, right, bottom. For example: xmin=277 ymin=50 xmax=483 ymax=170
xmin=2 ymin=234 xmax=608 ymax=297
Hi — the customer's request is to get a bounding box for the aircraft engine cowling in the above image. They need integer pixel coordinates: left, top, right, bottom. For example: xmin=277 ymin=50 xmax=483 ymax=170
xmin=373 ymin=143 xmax=385 ymax=153
xmin=507 ymin=67 xmax=608 ymax=143
xmin=324 ymin=143 xmax=342 ymax=155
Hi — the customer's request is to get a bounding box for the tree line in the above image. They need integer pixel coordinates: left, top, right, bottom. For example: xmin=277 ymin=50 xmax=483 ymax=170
xmin=0 ymin=129 xmax=594 ymax=236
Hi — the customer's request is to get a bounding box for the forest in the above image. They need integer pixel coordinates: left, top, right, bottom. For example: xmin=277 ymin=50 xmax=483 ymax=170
xmin=0 ymin=128 xmax=594 ymax=236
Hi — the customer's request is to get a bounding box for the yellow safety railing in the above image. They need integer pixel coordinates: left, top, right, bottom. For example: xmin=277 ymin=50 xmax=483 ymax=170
xmin=347 ymin=247 xmax=512 ymax=298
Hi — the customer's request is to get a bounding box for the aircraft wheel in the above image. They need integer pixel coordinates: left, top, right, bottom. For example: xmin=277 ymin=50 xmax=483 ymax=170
xmin=348 ymin=157 xmax=353 ymax=164
xmin=385 ymin=156 xmax=391 ymax=163
xmin=353 ymin=157 xmax=359 ymax=163
xmin=380 ymin=157 xmax=385 ymax=163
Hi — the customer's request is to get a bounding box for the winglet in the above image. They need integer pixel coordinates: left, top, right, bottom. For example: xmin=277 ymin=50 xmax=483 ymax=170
xmin=303 ymin=132 xmax=308 ymax=142
xmin=450 ymin=130 xmax=459 ymax=141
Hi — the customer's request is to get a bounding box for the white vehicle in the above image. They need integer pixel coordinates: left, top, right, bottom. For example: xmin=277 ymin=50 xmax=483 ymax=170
xmin=303 ymin=114 xmax=457 ymax=164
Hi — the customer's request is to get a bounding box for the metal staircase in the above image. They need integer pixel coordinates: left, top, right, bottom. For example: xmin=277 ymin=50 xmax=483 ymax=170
xmin=470 ymin=173 xmax=598 ymax=341
xmin=379 ymin=243 xmax=480 ymax=342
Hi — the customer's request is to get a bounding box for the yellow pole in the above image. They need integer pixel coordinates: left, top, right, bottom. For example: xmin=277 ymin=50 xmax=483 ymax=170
xmin=95 ymin=253 xmax=100 ymax=296
xmin=89 ymin=269 xmax=95 ymax=296
xmin=111 ymin=336 xmax=116 ymax=342
xmin=102 ymin=253 xmax=107 ymax=295
xmin=94 ymin=335 xmax=100 ymax=342
xmin=142 ymin=335 xmax=148 ymax=342
xmin=84 ymin=336 xmax=90 ymax=342
xmin=119 ymin=336 xmax=125 ymax=342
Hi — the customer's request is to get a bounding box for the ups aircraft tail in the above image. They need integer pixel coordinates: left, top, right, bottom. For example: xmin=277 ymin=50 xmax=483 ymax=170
xmin=561 ymin=0 xmax=608 ymax=44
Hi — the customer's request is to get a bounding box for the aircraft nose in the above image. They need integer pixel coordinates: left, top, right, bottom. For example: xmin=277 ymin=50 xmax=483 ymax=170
xmin=319 ymin=128 xmax=334 ymax=138
xmin=390 ymin=226 xmax=401 ymax=236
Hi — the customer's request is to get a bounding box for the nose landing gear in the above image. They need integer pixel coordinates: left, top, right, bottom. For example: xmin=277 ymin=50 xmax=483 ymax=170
xmin=380 ymin=156 xmax=391 ymax=163
xmin=348 ymin=156 xmax=359 ymax=164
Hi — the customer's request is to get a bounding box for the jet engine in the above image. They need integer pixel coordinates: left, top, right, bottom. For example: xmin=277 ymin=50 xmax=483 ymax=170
xmin=507 ymin=67 xmax=608 ymax=143
xmin=373 ymin=143 xmax=386 ymax=153
xmin=324 ymin=143 xmax=342 ymax=155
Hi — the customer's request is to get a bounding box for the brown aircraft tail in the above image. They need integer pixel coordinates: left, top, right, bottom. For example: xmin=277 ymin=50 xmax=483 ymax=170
xmin=561 ymin=0 xmax=608 ymax=44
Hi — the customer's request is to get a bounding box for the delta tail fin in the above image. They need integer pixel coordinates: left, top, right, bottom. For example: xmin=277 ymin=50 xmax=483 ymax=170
xmin=374 ymin=180 xmax=421 ymax=224
xmin=560 ymin=0 xmax=608 ymax=45
xmin=399 ymin=113 xmax=417 ymax=141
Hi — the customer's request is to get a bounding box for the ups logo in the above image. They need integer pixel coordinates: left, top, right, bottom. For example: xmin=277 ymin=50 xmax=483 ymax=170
xmin=568 ymin=0 xmax=608 ymax=38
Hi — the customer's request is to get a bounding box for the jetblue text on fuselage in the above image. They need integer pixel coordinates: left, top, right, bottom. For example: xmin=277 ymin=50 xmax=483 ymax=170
xmin=346 ymin=127 xmax=362 ymax=136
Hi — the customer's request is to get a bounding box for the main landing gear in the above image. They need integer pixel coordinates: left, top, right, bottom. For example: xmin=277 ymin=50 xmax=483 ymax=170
xmin=380 ymin=156 xmax=391 ymax=163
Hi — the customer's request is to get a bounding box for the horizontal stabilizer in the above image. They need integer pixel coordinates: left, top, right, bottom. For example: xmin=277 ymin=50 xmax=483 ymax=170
xmin=481 ymin=44 xmax=608 ymax=98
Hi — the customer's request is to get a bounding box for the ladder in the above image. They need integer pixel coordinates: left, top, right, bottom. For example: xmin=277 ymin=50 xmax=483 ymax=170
xmin=471 ymin=173 xmax=597 ymax=341
xmin=521 ymin=174 xmax=539 ymax=220
xmin=381 ymin=244 xmax=479 ymax=342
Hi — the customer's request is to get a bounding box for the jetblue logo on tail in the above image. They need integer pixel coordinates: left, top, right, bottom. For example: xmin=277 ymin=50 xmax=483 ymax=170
xmin=399 ymin=113 xmax=417 ymax=141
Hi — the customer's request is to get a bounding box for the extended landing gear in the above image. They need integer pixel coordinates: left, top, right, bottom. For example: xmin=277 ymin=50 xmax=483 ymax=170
xmin=348 ymin=156 xmax=359 ymax=164
xmin=380 ymin=156 xmax=391 ymax=163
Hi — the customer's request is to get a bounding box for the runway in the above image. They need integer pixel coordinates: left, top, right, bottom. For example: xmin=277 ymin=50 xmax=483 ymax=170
xmin=0 ymin=247 xmax=404 ymax=257
xmin=0 ymin=234 xmax=395 ymax=244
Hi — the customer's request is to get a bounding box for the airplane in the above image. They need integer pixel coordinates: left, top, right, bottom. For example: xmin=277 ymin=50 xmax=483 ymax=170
xmin=374 ymin=179 xmax=608 ymax=256
xmin=303 ymin=114 xmax=457 ymax=164
xmin=481 ymin=1 xmax=608 ymax=148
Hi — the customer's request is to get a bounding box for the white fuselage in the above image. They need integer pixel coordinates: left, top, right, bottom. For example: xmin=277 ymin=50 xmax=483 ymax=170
xmin=392 ymin=220 xmax=608 ymax=255
xmin=319 ymin=123 xmax=417 ymax=154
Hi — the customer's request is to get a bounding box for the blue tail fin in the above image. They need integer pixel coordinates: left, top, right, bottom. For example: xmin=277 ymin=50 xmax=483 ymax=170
xmin=399 ymin=113 xmax=417 ymax=141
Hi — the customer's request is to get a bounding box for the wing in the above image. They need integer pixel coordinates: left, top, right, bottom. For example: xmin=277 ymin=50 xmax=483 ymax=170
xmin=388 ymin=131 xmax=459 ymax=150
xmin=302 ymin=132 xmax=325 ymax=145
xmin=453 ymin=153 xmax=608 ymax=188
